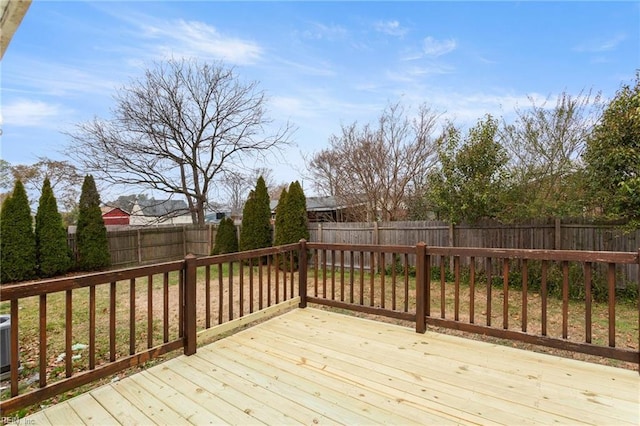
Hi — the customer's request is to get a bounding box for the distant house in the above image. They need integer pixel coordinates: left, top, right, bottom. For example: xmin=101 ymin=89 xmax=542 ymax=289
xmin=270 ymin=195 xmax=357 ymax=223
xmin=129 ymin=199 xmax=192 ymax=226
xmin=101 ymin=206 xmax=130 ymax=226
xmin=204 ymin=211 xmax=232 ymax=224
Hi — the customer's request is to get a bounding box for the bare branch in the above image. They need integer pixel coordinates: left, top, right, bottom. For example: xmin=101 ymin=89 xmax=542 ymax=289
xmin=308 ymin=101 xmax=440 ymax=221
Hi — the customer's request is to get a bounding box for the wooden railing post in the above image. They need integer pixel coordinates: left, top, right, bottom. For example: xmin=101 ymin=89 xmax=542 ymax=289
xmin=184 ymin=253 xmax=197 ymax=355
xmin=415 ymin=242 xmax=427 ymax=334
xmin=299 ymin=240 xmax=308 ymax=308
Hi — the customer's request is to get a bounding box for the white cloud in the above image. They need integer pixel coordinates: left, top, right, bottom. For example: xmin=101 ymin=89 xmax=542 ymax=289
xmin=302 ymin=22 xmax=348 ymax=41
xmin=1 ymin=99 xmax=74 ymax=128
xmin=138 ymin=19 xmax=263 ymax=65
xmin=274 ymin=58 xmax=336 ymax=77
xmin=271 ymin=90 xmax=381 ymax=123
xmin=374 ymin=20 xmax=408 ymax=37
xmin=5 ymin=58 xmax=121 ymax=98
xmin=386 ymin=64 xmax=455 ymax=83
xmin=574 ymin=34 xmax=626 ymax=53
xmin=393 ymin=86 xmax=549 ymax=130
xmin=422 ymin=36 xmax=457 ymax=57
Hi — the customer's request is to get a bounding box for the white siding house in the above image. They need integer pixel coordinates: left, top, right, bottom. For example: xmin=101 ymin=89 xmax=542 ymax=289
xmin=129 ymin=199 xmax=192 ymax=226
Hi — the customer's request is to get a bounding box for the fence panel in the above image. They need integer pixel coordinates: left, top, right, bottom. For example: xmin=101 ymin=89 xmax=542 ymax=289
xmin=184 ymin=225 xmax=215 ymax=256
xmin=310 ymin=219 xmax=639 ymax=285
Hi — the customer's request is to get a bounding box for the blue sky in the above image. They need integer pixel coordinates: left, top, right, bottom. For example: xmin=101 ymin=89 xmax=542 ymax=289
xmin=1 ymin=1 xmax=638 ymax=197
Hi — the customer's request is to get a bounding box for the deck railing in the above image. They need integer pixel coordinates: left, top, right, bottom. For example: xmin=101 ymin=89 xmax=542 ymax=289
xmin=0 ymin=243 xmax=301 ymax=416
xmin=1 ymin=240 xmax=638 ymax=415
xmin=306 ymin=242 xmax=640 ymax=367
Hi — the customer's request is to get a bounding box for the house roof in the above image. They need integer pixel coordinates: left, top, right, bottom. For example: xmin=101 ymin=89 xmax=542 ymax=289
xmin=134 ymin=199 xmax=190 ymax=217
xmin=270 ymin=195 xmax=352 ymax=213
xmin=101 ymin=206 xmax=130 ymax=216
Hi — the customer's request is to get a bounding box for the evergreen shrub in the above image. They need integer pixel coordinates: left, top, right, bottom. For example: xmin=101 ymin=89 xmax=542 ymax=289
xmin=35 ymin=178 xmax=72 ymax=277
xmin=212 ymin=217 xmax=238 ymax=255
xmin=76 ymin=175 xmax=110 ymax=270
xmin=0 ymin=180 xmax=36 ymax=282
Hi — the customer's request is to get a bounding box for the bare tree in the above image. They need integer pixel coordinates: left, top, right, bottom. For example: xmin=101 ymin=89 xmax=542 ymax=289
xmin=66 ymin=59 xmax=293 ymax=225
xmin=220 ymin=168 xmax=274 ymax=218
xmin=308 ymin=102 xmax=440 ymax=221
xmin=9 ymin=157 xmax=83 ymax=213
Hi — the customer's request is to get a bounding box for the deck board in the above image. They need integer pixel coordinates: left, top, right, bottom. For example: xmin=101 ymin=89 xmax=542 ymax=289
xmin=66 ymin=393 xmax=120 ymax=425
xmin=266 ymin=311 xmax=637 ymax=424
xmin=25 ymin=308 xmax=640 ymax=425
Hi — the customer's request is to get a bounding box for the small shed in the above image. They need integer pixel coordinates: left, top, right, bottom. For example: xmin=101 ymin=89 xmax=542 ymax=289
xmin=101 ymin=206 xmax=130 ymax=226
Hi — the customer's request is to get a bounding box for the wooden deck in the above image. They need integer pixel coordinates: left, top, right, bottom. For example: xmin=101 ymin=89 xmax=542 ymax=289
xmin=26 ymin=308 xmax=639 ymax=425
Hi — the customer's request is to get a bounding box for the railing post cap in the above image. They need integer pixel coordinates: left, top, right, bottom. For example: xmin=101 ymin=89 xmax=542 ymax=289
xmin=185 ymin=253 xmax=197 ymax=260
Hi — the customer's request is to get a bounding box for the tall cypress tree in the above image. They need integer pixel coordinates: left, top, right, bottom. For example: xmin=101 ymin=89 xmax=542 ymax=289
xmin=273 ymin=187 xmax=289 ymax=247
xmin=239 ymin=176 xmax=272 ymax=251
xmin=76 ymin=175 xmax=110 ymax=270
xmin=0 ymin=180 xmax=36 ymax=282
xmin=35 ymin=178 xmax=72 ymax=277
xmin=285 ymin=181 xmax=310 ymax=244
xmin=275 ymin=181 xmax=309 ymax=270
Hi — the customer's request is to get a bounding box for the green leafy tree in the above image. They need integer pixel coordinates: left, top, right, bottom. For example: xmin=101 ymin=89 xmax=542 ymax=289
xmin=1 ymin=180 xmax=36 ymax=282
xmin=212 ymin=217 xmax=238 ymax=255
xmin=76 ymin=175 xmax=110 ymax=270
xmin=35 ymin=178 xmax=72 ymax=277
xmin=502 ymin=91 xmax=600 ymax=219
xmin=427 ymin=115 xmax=509 ymax=223
xmin=584 ymin=73 xmax=640 ymax=223
xmin=239 ymin=176 xmax=272 ymax=251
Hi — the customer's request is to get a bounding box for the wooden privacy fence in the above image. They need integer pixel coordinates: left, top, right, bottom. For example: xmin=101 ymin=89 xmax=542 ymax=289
xmin=68 ymin=225 xmax=218 ymax=267
xmin=310 ymin=219 xmax=640 ymax=251
xmin=67 ymin=219 xmax=639 ymax=279
xmin=310 ymin=219 xmax=640 ymax=286
xmin=2 ymin=240 xmax=638 ymax=415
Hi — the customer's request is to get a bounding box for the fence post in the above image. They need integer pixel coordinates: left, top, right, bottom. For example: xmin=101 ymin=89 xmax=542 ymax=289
xmin=299 ymin=239 xmax=308 ymax=308
xmin=137 ymin=229 xmax=142 ymax=264
xmin=554 ymin=218 xmax=562 ymax=249
xmin=184 ymin=253 xmax=197 ymax=355
xmin=415 ymin=242 xmax=427 ymax=334
xmin=208 ymin=224 xmax=213 ymax=255
xmin=448 ymin=223 xmax=455 ymax=271
xmin=183 ymin=226 xmax=187 ymax=257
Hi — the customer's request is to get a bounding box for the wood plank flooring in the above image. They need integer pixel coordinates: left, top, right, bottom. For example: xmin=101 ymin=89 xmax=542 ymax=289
xmin=26 ymin=308 xmax=639 ymax=425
